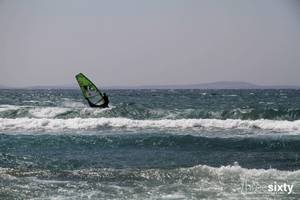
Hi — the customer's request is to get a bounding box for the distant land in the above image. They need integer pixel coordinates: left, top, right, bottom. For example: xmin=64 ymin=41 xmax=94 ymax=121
xmin=1 ymin=82 xmax=300 ymax=90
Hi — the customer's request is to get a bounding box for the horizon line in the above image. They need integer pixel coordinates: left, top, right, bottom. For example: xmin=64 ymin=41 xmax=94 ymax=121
xmin=1 ymin=81 xmax=300 ymax=89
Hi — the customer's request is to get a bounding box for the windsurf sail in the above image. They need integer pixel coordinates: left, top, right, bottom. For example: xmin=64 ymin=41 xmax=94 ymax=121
xmin=75 ymin=73 xmax=105 ymax=107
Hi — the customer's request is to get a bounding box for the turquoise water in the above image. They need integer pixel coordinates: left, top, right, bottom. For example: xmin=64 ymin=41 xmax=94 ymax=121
xmin=0 ymin=89 xmax=300 ymax=199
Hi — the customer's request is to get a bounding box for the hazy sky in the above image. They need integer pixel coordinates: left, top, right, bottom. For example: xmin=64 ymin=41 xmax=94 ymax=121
xmin=1 ymin=0 xmax=300 ymax=87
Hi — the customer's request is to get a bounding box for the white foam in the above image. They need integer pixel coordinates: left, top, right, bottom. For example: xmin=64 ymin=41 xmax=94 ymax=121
xmin=1 ymin=164 xmax=300 ymax=199
xmin=63 ymin=163 xmax=300 ymax=185
xmin=0 ymin=117 xmax=300 ymax=132
xmin=161 ymin=193 xmax=186 ymax=199
xmin=29 ymin=107 xmax=72 ymax=118
xmin=0 ymin=105 xmax=20 ymax=112
xmin=69 ymin=164 xmax=300 ymax=187
xmin=0 ymin=104 xmax=114 ymax=118
xmin=61 ymin=99 xmax=86 ymax=108
xmin=22 ymin=100 xmax=40 ymax=103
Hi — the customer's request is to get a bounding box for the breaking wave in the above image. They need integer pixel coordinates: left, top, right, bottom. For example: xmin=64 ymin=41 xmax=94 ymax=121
xmin=1 ymin=117 xmax=300 ymax=132
xmin=1 ymin=104 xmax=300 ymax=120
xmin=1 ymin=164 xmax=299 ymax=199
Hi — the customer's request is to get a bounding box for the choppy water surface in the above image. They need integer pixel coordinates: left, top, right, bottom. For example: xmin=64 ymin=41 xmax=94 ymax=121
xmin=0 ymin=89 xmax=300 ymax=199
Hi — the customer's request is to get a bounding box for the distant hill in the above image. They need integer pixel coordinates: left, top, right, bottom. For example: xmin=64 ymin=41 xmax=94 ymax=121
xmin=140 ymin=81 xmax=261 ymax=89
xmin=2 ymin=82 xmax=300 ymax=90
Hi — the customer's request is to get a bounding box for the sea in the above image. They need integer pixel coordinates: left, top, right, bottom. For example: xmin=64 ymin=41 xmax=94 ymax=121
xmin=0 ymin=89 xmax=300 ymax=200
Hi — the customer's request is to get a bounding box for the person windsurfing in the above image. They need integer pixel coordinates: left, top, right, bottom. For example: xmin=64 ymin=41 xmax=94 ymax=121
xmin=75 ymin=73 xmax=110 ymax=108
xmin=102 ymin=93 xmax=109 ymax=107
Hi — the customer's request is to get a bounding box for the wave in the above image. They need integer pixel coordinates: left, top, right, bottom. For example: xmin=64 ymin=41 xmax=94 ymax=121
xmin=1 ymin=164 xmax=299 ymax=182
xmin=1 ymin=117 xmax=300 ymax=132
xmin=1 ymin=103 xmax=300 ymax=120
xmin=0 ymin=105 xmax=111 ymax=119
xmin=68 ymin=164 xmax=300 ymax=183
xmin=1 ymin=164 xmax=299 ymax=199
xmin=28 ymin=107 xmax=73 ymax=118
xmin=0 ymin=105 xmax=21 ymax=112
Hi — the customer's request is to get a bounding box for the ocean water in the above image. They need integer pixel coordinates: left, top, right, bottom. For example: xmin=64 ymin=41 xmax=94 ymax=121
xmin=0 ymin=89 xmax=300 ymax=199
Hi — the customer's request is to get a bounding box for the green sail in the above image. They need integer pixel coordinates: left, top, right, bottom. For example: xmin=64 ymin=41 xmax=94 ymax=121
xmin=75 ymin=73 xmax=105 ymax=106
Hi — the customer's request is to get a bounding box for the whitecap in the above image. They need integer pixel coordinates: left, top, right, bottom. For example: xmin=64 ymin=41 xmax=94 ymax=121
xmin=1 ymin=117 xmax=300 ymax=133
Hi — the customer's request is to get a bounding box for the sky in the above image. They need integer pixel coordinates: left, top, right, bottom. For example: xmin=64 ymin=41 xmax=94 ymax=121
xmin=1 ymin=0 xmax=300 ymax=87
